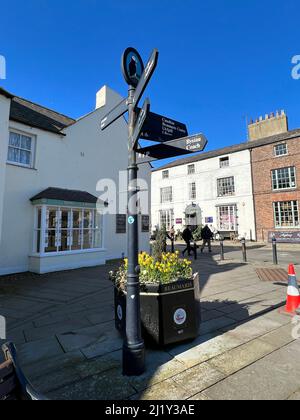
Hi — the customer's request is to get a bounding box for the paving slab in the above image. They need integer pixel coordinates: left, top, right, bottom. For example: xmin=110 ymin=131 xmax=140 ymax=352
xmin=204 ymin=341 xmax=300 ymax=400
xmin=48 ymin=368 xmax=136 ymax=400
xmin=17 ymin=337 xmax=64 ymax=366
xmin=131 ymin=378 xmax=189 ymax=401
xmin=169 ymin=333 xmax=243 ymax=368
xmin=208 ymin=339 xmax=275 ymax=376
xmin=172 ymin=362 xmax=225 ymax=395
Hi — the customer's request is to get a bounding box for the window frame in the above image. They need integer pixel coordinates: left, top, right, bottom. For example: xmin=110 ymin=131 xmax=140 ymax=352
xmin=189 ymin=182 xmax=197 ymax=200
xmin=217 ymin=176 xmax=235 ymax=197
xmin=219 ymin=157 xmax=230 ymax=168
xmin=7 ymin=129 xmax=36 ymax=169
xmin=162 ymin=170 xmax=169 ymax=180
xmin=32 ymin=205 xmax=104 ymax=256
xmin=273 ymin=201 xmax=299 ymax=229
xmin=187 ymin=164 xmax=195 ymax=175
xmin=160 ymin=186 xmax=173 ymax=204
xmin=271 ymin=166 xmax=297 ymax=191
xmin=274 ymin=143 xmax=288 ymax=157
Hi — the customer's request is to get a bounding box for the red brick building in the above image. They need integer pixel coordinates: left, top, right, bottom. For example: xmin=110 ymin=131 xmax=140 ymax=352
xmin=249 ymin=113 xmax=300 ymax=242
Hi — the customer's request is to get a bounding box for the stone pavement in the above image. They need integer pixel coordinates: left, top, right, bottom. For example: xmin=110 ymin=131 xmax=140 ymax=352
xmin=0 ymin=254 xmax=299 ymax=400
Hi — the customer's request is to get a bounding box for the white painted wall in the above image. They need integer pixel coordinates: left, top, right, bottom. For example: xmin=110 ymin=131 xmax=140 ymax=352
xmin=0 ymin=86 xmax=151 ymax=275
xmin=0 ymin=94 xmax=11 ymax=243
xmin=151 ymin=150 xmax=256 ymax=240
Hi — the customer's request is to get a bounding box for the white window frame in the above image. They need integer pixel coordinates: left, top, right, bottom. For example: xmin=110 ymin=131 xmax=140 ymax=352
xmin=187 ymin=164 xmax=195 ymax=175
xmin=217 ymin=205 xmax=238 ymax=231
xmin=7 ymin=129 xmax=36 ymax=168
xmin=189 ymin=182 xmax=197 ymax=200
xmin=274 ymin=143 xmax=288 ymax=157
xmin=162 ymin=170 xmax=169 ymax=179
xmin=273 ymin=201 xmax=299 ymax=229
xmin=159 ymin=209 xmax=174 ymax=230
xmin=272 ymin=167 xmax=296 ymax=191
xmin=220 ymin=157 xmax=229 ymax=168
xmin=32 ymin=205 xmax=104 ymax=256
xmin=160 ymin=186 xmax=173 ymax=204
xmin=217 ymin=176 xmax=235 ymax=197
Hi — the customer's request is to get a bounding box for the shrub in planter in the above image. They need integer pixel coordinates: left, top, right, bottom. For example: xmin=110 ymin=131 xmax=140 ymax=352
xmin=111 ymin=252 xmax=200 ymax=347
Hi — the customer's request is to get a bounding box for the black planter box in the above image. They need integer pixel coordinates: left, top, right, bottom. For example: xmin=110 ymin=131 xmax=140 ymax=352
xmin=114 ymin=275 xmax=200 ymax=347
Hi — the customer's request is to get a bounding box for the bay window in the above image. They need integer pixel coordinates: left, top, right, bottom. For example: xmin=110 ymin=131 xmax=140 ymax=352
xmin=33 ymin=206 xmax=103 ymax=254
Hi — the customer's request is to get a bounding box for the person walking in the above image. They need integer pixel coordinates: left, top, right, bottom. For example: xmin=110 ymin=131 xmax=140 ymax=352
xmin=182 ymin=226 xmax=193 ymax=257
xmin=169 ymin=226 xmax=176 ymax=253
xmin=201 ymin=225 xmax=213 ymax=253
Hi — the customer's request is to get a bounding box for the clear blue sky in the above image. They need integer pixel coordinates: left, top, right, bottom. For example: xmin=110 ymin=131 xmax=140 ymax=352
xmin=1 ymin=0 xmax=299 ymax=168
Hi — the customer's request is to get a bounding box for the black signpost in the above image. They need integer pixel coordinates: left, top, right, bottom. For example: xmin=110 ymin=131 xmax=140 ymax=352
xmin=101 ymin=47 xmax=208 ymax=377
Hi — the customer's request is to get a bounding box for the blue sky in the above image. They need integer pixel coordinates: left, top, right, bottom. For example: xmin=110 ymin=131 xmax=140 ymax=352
xmin=1 ymin=0 xmax=299 ymax=168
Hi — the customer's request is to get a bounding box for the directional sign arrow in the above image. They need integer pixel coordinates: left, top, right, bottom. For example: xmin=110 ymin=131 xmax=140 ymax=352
xmin=132 ymin=98 xmax=150 ymax=148
xmin=136 ymin=133 xmax=208 ymax=164
xmin=100 ymin=98 xmax=128 ymax=131
xmin=140 ymin=111 xmax=188 ymax=143
xmin=133 ymin=49 xmax=159 ymax=109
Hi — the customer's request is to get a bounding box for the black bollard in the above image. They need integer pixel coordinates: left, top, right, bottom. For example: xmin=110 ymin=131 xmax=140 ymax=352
xmin=241 ymin=238 xmax=247 ymax=263
xmin=220 ymin=237 xmax=225 ymax=261
xmin=272 ymin=237 xmax=278 ymax=265
xmin=193 ymin=241 xmax=198 ymax=260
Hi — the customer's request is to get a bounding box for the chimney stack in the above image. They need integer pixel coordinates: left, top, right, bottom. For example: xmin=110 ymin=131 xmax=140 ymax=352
xmin=248 ymin=110 xmax=288 ymax=141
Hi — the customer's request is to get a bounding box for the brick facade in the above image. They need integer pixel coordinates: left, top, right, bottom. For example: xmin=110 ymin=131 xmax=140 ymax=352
xmin=251 ymin=137 xmax=300 ymax=241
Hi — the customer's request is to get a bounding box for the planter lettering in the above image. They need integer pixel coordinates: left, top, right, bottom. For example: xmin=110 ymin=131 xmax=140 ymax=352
xmin=115 ymin=274 xmax=201 ymax=347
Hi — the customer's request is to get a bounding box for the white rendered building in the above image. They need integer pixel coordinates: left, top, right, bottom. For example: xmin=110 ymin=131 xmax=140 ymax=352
xmin=151 ymin=145 xmax=256 ymax=240
xmin=0 ymin=86 xmax=150 ymax=275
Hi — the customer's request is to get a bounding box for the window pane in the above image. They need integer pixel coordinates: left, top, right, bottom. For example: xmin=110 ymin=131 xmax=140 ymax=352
xmin=83 ymin=210 xmax=93 ymax=229
xmin=8 ymin=147 xmax=20 ymax=163
xmin=20 ymin=150 xmax=31 ymax=165
xmin=37 ymin=208 xmax=42 ymax=229
xmin=160 ymin=187 xmax=173 ymax=203
xmin=48 ymin=210 xmax=57 ymax=229
xmin=71 ymin=230 xmax=82 ymax=250
xmin=59 ymin=230 xmax=69 ymax=252
xmin=83 ymin=230 xmax=93 ymax=249
xmin=73 ymin=210 xmax=80 ymax=228
xmin=61 ymin=210 xmax=69 ymax=229
xmin=45 ymin=230 xmax=57 ymax=253
xmin=9 ymin=132 xmax=20 ymax=147
xmin=21 ymin=135 xmax=32 ymax=151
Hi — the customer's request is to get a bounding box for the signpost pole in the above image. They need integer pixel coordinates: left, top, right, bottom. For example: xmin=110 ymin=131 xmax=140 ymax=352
xmin=123 ymin=85 xmax=145 ymax=376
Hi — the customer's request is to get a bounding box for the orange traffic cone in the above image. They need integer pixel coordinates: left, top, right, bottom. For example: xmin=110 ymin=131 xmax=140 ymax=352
xmin=285 ymin=264 xmax=300 ymax=314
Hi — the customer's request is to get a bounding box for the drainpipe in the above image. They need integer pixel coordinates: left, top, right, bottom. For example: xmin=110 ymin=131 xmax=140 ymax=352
xmin=250 ymin=149 xmax=258 ymax=242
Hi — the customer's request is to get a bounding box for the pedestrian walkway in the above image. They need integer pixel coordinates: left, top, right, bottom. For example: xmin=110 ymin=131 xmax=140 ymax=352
xmin=0 ymin=256 xmax=298 ymax=400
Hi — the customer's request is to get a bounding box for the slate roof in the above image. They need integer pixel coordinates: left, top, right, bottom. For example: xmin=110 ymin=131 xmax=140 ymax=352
xmin=153 ymin=129 xmax=300 ymax=172
xmin=0 ymin=87 xmax=75 ymax=134
xmin=10 ymin=97 xmax=75 ymax=134
xmin=30 ymin=187 xmax=99 ymax=204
